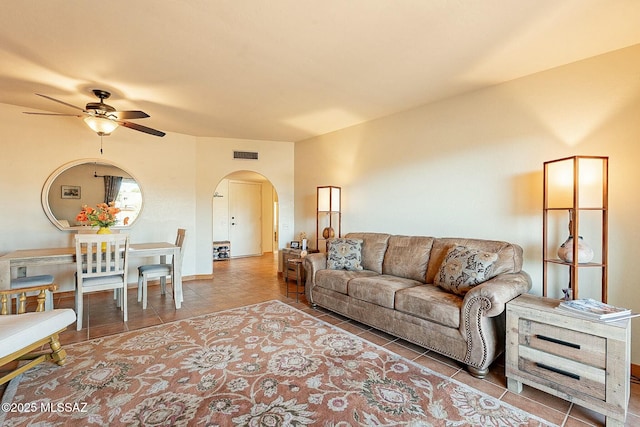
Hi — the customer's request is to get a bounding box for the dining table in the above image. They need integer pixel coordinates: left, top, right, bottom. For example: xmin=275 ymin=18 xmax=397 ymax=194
xmin=0 ymin=242 xmax=183 ymax=309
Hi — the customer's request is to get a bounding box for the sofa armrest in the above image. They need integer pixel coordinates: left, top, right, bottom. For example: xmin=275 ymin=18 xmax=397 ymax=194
xmin=459 ymin=271 xmax=531 ymax=371
xmin=303 ymin=253 xmax=327 ymax=303
xmin=303 ymin=253 xmax=327 ymax=283
xmin=462 ymin=271 xmax=532 ymax=318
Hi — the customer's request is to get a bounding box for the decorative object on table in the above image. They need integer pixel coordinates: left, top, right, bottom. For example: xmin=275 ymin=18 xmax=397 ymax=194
xmin=556 ymin=298 xmax=631 ymax=321
xmin=60 ymin=185 xmax=80 ymax=199
xmin=2 ymin=301 xmax=553 ymax=426
xmin=316 ymin=186 xmax=341 ymax=252
xmin=299 ymin=231 xmax=308 ymax=250
xmin=97 ymin=226 xmax=112 ymax=236
xmin=290 ymin=240 xmax=300 ymax=249
xmin=542 ymin=156 xmax=608 ymax=302
xmin=75 ymin=202 xmax=121 ymax=230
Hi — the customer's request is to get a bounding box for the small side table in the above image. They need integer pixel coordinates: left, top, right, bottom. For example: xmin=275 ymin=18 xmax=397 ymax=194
xmin=506 ymin=294 xmax=630 ymax=426
xmin=284 ymin=258 xmax=305 ymax=302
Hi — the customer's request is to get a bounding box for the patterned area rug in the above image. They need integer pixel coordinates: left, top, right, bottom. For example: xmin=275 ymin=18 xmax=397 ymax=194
xmin=1 ymin=301 xmax=555 ymax=426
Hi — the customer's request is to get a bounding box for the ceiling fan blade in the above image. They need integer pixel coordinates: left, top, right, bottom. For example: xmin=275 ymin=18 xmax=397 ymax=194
xmin=119 ymin=120 xmax=166 ymax=137
xmin=36 ymin=93 xmax=87 ymax=112
xmin=112 ymin=110 xmax=150 ymax=120
xmin=23 ymin=112 xmax=83 ymax=117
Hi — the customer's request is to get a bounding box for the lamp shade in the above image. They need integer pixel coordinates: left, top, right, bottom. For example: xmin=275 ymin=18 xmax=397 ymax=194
xmin=317 ymin=186 xmax=340 ymax=212
xmin=544 ymin=156 xmax=606 ymax=209
xmin=84 ymin=116 xmax=118 ymax=136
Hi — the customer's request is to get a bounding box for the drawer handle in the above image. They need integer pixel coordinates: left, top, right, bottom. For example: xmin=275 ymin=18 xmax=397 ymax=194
xmin=536 ymin=362 xmax=580 ymax=380
xmin=536 ymin=334 xmax=580 ymax=349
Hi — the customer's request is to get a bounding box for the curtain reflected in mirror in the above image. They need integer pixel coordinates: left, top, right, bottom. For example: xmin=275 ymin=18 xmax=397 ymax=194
xmin=104 ymin=175 xmax=123 ymax=204
xmin=42 ymin=160 xmax=143 ymax=230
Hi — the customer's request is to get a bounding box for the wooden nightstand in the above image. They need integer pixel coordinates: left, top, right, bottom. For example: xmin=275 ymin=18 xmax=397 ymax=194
xmin=506 ymin=294 xmax=630 ymax=426
xmin=284 ymin=258 xmax=305 ymax=302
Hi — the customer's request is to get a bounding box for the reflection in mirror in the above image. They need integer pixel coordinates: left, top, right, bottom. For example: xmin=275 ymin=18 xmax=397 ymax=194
xmin=42 ymin=160 xmax=143 ymax=230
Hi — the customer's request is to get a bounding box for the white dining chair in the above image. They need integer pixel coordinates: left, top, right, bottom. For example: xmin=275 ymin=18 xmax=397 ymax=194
xmin=74 ymin=233 xmax=129 ymax=331
xmin=137 ymin=228 xmax=186 ymax=309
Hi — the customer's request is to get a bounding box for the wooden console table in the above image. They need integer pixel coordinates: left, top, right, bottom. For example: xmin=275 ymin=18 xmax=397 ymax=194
xmin=506 ymin=294 xmax=630 ymax=426
xmin=0 ymin=242 xmax=183 ymax=309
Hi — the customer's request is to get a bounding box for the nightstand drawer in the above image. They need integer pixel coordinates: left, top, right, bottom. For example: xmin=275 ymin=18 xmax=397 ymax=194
xmin=517 ymin=344 xmax=606 ymax=400
xmin=519 ymin=318 xmax=606 ymax=368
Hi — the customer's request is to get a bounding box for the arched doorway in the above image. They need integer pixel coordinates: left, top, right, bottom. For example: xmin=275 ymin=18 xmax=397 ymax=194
xmin=212 ymin=171 xmax=279 ymax=259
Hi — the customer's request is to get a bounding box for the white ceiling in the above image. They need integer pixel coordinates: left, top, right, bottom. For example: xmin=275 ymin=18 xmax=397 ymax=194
xmin=1 ymin=1 xmax=640 ymax=142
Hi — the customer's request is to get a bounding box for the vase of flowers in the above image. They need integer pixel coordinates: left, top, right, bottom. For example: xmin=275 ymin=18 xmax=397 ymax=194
xmin=76 ymin=202 xmax=121 ymax=250
xmin=76 ymin=202 xmax=121 ymax=230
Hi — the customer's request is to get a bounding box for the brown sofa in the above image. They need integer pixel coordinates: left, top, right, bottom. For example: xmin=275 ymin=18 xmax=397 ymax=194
xmin=304 ymin=232 xmax=531 ymax=378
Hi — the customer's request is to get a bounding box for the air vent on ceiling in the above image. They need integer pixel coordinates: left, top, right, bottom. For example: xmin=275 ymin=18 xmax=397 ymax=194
xmin=233 ymin=151 xmax=259 ymax=160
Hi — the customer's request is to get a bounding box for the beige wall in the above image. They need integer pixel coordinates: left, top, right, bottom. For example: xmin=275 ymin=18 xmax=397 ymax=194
xmin=0 ymin=104 xmax=294 ymax=293
xmin=295 ymin=44 xmax=640 ymax=362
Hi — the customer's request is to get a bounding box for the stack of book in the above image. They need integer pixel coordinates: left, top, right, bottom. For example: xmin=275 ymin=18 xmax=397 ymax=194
xmin=556 ymin=298 xmax=634 ymax=321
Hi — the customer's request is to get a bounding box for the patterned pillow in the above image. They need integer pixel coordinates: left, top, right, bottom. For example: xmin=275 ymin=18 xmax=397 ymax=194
xmin=435 ymin=246 xmax=498 ymax=295
xmin=327 ymin=238 xmax=364 ymax=271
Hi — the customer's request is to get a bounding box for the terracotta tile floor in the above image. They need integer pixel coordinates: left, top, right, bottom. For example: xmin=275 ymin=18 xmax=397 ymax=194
xmin=5 ymin=252 xmax=640 ymax=426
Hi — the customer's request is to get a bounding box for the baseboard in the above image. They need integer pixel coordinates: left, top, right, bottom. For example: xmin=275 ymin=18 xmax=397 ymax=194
xmin=189 ymin=274 xmax=213 ymax=281
xmin=131 ymin=274 xmax=211 ymax=285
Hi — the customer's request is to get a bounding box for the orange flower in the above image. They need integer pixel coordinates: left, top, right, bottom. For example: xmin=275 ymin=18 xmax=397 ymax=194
xmin=76 ymin=202 xmax=121 ymax=227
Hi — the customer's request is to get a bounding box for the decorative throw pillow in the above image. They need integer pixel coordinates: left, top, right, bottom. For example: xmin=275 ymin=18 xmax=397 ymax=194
xmin=327 ymin=238 xmax=364 ymax=271
xmin=435 ymin=245 xmax=498 ymax=295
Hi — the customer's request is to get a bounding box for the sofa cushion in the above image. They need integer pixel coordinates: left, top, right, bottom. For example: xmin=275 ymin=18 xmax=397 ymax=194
xmin=382 ymin=235 xmax=434 ymax=282
xmin=434 ymin=246 xmax=498 ymax=295
xmin=315 ymin=269 xmax=379 ymax=294
xmin=395 ymin=285 xmax=462 ymax=329
xmin=348 ymin=275 xmax=421 ymax=309
xmin=327 ymin=238 xmax=364 ymax=271
xmin=345 ymin=232 xmax=390 ymax=274
xmin=425 ymin=238 xmax=523 ymax=284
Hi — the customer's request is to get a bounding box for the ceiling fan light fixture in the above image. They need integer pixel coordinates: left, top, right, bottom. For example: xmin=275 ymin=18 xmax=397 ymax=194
xmin=84 ymin=116 xmax=118 ymax=136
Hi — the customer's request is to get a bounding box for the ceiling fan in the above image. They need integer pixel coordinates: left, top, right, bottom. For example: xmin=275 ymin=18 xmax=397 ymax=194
xmin=24 ymin=89 xmax=165 ymax=137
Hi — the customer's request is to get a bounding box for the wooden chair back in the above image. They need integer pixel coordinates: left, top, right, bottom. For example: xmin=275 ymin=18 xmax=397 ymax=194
xmin=75 ymin=234 xmax=130 ymax=289
xmin=0 ymin=284 xmax=57 ymax=315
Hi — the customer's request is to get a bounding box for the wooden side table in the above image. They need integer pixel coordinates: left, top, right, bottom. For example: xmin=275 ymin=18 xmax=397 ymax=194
xmin=284 ymin=258 xmax=305 ymax=302
xmin=506 ymin=294 xmax=630 ymax=426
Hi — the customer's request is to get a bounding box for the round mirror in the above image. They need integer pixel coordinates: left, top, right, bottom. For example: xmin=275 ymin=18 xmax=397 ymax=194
xmin=42 ymin=159 xmax=143 ymax=230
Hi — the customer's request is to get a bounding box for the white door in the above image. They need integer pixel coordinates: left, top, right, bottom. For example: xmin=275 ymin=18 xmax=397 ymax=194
xmin=229 ymin=181 xmax=262 ymax=257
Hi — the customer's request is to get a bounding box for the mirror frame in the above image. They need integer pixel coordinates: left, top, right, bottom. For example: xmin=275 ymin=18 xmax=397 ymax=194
xmin=41 ymin=158 xmax=144 ymax=231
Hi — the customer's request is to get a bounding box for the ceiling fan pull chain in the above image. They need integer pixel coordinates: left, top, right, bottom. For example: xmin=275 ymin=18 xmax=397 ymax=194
xmin=100 ymin=135 xmax=103 ymax=155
